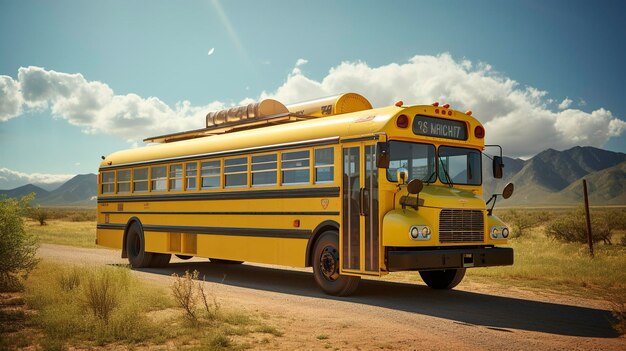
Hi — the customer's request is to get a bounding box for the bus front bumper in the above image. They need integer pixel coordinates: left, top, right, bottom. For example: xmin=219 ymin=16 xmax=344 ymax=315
xmin=387 ymin=247 xmax=513 ymax=271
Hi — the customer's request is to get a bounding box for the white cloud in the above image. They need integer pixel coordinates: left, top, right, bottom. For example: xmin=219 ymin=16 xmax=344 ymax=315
xmin=558 ymin=97 xmax=573 ymax=110
xmin=0 ymin=56 xmax=624 ymax=158
xmin=260 ymin=54 xmax=625 ymax=158
xmin=0 ymin=75 xmax=23 ymax=121
xmin=2 ymin=66 xmax=225 ymax=141
xmin=0 ymin=168 xmax=74 ymax=190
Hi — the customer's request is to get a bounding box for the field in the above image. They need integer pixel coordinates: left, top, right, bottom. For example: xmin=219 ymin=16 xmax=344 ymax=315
xmin=2 ymin=207 xmax=625 ymax=350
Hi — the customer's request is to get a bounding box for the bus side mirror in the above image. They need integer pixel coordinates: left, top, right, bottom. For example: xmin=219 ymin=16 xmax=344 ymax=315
xmin=376 ymin=142 xmax=390 ymax=168
xmin=396 ymin=167 xmax=408 ymax=184
xmin=493 ymin=156 xmax=504 ymax=179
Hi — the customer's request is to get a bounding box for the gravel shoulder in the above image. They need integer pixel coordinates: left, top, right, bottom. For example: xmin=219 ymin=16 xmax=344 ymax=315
xmin=38 ymin=244 xmax=625 ymax=350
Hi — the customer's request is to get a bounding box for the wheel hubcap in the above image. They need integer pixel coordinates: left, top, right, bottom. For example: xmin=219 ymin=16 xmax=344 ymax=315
xmin=319 ymin=246 xmax=339 ymax=281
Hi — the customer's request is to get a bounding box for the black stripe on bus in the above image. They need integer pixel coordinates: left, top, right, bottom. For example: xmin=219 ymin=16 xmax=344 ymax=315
xmin=97 ymin=187 xmax=340 ymax=203
xmin=96 ymin=224 xmax=311 ymax=239
xmin=99 ymin=137 xmax=340 ymax=171
xmin=100 ymin=211 xmax=340 ymax=216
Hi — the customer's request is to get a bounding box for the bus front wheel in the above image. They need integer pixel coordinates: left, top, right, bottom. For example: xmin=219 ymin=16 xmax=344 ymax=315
xmin=126 ymin=222 xmax=153 ymax=268
xmin=419 ymin=268 xmax=466 ymax=289
xmin=312 ymin=231 xmax=360 ymax=296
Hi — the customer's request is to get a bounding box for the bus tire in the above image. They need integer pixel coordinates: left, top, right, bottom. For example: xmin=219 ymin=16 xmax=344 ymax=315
xmin=312 ymin=231 xmax=360 ymax=296
xmin=126 ymin=222 xmax=153 ymax=268
xmin=209 ymin=258 xmax=243 ymax=264
xmin=419 ymin=268 xmax=466 ymax=289
xmin=150 ymin=253 xmax=171 ymax=268
xmin=176 ymin=254 xmax=193 ymax=260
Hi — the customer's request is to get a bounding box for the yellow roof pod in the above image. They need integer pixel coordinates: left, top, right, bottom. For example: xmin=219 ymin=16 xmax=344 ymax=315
xmin=285 ymin=92 xmax=373 ymax=117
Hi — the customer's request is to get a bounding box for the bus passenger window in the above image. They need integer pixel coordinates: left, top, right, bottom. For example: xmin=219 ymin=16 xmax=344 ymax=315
xmin=201 ymin=160 xmax=221 ymax=189
xmin=151 ymin=166 xmax=167 ymax=191
xmin=101 ymin=171 xmax=115 ymax=194
xmin=315 ymin=148 xmax=334 ymax=183
xmin=224 ymin=157 xmax=247 ymax=188
xmin=185 ymin=162 xmax=198 ymax=190
xmin=117 ymin=170 xmax=131 ymax=193
xmin=252 ymin=154 xmax=277 ymax=186
xmin=169 ymin=164 xmax=183 ymax=191
xmin=282 ymin=150 xmax=310 ymax=185
xmin=133 ymin=168 xmax=148 ymax=192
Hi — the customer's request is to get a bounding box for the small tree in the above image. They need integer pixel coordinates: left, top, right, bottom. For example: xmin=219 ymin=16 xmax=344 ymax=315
xmin=0 ymin=193 xmax=39 ymax=290
xmin=30 ymin=205 xmax=49 ymax=226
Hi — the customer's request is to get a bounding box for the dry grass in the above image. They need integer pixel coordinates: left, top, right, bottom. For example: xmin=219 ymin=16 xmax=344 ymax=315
xmin=1 ymin=261 xmax=284 ymax=350
xmin=25 ymin=219 xmax=96 ymax=248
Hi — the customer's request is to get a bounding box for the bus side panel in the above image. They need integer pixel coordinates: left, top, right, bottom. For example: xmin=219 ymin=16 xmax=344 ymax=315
xmin=196 ymin=235 xmax=307 ymax=266
xmin=97 ymin=228 xmax=124 ymax=249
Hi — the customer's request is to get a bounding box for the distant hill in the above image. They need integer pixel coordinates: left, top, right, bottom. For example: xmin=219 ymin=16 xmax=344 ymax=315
xmin=39 ymin=174 xmax=97 ymax=206
xmin=486 ymin=146 xmax=626 ymax=205
xmin=0 ymin=174 xmax=97 ymax=207
xmin=0 ymin=184 xmax=49 ymax=200
xmin=547 ymin=161 xmax=626 ymax=205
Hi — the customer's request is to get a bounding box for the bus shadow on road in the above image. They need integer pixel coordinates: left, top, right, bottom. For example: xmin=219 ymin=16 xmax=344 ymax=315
xmin=136 ymin=260 xmax=619 ymax=339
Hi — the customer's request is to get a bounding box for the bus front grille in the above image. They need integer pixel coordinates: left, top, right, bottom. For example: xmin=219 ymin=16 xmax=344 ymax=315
xmin=439 ymin=209 xmax=484 ymax=243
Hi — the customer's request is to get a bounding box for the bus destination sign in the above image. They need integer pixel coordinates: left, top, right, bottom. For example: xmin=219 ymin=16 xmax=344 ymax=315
xmin=412 ymin=115 xmax=467 ymax=140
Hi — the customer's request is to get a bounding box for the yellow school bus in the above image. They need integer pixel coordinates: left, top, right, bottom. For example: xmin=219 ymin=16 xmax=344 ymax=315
xmin=97 ymin=92 xmax=514 ymax=296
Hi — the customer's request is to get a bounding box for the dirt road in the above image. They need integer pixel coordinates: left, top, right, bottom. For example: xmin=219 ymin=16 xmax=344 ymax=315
xmin=38 ymin=244 xmax=624 ymax=350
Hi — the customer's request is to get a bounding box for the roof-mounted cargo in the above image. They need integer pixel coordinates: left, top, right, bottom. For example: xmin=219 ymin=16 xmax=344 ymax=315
xmin=144 ymin=92 xmax=373 ymax=143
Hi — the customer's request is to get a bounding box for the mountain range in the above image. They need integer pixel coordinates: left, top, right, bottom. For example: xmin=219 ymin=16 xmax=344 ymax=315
xmin=0 ymin=174 xmax=97 ymax=207
xmin=483 ymin=146 xmax=626 ymax=205
xmin=1 ymin=146 xmax=624 ymax=207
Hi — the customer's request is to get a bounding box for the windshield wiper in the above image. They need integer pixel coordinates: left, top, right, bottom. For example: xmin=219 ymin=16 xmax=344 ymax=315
xmin=423 ymin=171 xmax=436 ymax=183
xmin=439 ymin=158 xmax=454 ymax=188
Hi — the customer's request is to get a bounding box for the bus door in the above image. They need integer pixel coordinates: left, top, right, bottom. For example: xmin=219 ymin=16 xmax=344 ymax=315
xmin=341 ymin=142 xmax=380 ymax=275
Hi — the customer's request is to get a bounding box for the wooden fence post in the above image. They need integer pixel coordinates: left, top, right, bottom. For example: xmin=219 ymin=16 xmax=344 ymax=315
xmin=583 ymin=179 xmax=594 ymax=258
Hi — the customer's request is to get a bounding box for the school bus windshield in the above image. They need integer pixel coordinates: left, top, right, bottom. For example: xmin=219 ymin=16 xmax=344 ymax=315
xmin=438 ymin=146 xmax=482 ymax=186
xmin=386 ymin=141 xmax=482 ymax=186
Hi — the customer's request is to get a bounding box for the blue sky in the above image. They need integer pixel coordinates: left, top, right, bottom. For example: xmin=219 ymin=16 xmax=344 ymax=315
xmin=1 ymin=0 xmax=625 ymax=188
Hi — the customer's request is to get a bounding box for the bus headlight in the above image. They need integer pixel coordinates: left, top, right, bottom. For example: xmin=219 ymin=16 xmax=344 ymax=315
xmin=409 ymin=226 xmax=431 ymax=241
xmin=490 ymin=226 xmax=509 ymax=239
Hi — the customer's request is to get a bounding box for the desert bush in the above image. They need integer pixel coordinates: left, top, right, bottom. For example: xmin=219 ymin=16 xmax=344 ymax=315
xmin=57 ymin=267 xmax=81 ymax=291
xmin=0 ymin=194 xmax=39 ymax=291
xmin=497 ymin=209 xmax=555 ymax=237
xmin=171 ymin=270 xmax=199 ymax=323
xmin=83 ymin=269 xmax=122 ymax=322
xmin=545 ymin=207 xmax=613 ymax=244
xmin=171 ymin=270 xmax=221 ymax=324
xmin=25 ymin=262 xmax=173 ymax=345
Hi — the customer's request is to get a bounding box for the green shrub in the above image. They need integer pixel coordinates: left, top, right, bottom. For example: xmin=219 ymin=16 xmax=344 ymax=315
xmin=29 ymin=205 xmax=49 ymax=226
xmin=0 ymin=194 xmax=39 ymax=290
xmin=545 ymin=207 xmax=612 ymax=244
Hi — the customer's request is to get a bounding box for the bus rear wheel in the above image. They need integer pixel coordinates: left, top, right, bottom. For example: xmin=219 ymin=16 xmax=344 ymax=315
xmin=419 ymin=268 xmax=466 ymax=289
xmin=312 ymin=231 xmax=360 ymax=296
xmin=126 ymin=222 xmax=153 ymax=268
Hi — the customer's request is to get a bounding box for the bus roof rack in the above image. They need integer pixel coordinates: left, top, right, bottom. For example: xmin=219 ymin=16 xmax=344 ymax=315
xmin=143 ymin=112 xmax=318 ymax=143
xmin=144 ymin=92 xmax=373 ymax=143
